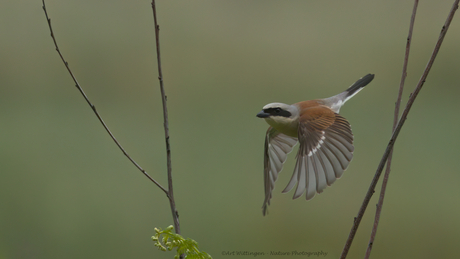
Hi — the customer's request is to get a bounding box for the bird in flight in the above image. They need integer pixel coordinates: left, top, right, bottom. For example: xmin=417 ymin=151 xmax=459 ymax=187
xmin=256 ymin=74 xmax=375 ymax=215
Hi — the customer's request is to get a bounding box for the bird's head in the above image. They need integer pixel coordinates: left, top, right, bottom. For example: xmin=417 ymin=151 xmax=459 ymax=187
xmin=257 ymin=103 xmax=299 ymax=136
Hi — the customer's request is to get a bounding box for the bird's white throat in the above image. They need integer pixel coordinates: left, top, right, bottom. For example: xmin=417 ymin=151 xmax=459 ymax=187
xmin=264 ymin=116 xmax=299 ymax=138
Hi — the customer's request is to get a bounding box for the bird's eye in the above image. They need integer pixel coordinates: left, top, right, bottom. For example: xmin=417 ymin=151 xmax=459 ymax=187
xmin=275 ymin=108 xmax=281 ymax=113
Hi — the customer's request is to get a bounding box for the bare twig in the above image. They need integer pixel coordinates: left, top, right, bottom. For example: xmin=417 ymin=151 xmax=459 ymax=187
xmin=41 ymin=0 xmax=168 ymax=194
xmin=44 ymin=0 xmax=183 ymax=256
xmin=364 ymin=1 xmax=419 ymax=258
xmin=340 ymin=1 xmax=460 ymax=258
xmin=151 ymin=0 xmax=181 ymax=236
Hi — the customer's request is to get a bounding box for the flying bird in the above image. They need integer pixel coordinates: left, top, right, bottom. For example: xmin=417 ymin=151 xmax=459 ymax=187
xmin=256 ymin=74 xmax=374 ymax=215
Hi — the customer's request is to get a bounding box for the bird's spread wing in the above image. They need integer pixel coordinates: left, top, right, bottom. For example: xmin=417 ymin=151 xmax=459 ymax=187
xmin=282 ymin=106 xmax=354 ymax=200
xmin=262 ymin=127 xmax=298 ymax=215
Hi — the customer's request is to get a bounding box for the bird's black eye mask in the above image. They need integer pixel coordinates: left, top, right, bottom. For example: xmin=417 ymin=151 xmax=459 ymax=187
xmin=264 ymin=107 xmax=292 ymax=118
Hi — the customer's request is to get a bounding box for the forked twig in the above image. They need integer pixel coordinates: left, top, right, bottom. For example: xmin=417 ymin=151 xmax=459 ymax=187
xmin=364 ymin=1 xmax=419 ymax=258
xmin=41 ymin=1 xmax=168 ymax=194
xmin=340 ymin=0 xmax=460 ymax=258
xmin=43 ymin=0 xmax=183 ymax=255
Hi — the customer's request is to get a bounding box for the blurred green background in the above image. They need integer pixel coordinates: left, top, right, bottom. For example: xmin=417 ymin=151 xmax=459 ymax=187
xmin=1 ymin=1 xmax=460 ymax=258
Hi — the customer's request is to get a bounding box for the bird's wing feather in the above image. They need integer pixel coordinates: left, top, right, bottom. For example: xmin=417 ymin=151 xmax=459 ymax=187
xmin=262 ymin=127 xmax=298 ymax=215
xmin=282 ymin=106 xmax=354 ymax=200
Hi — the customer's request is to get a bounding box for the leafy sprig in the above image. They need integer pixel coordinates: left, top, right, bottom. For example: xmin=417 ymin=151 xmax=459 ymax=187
xmin=152 ymin=226 xmax=212 ymax=259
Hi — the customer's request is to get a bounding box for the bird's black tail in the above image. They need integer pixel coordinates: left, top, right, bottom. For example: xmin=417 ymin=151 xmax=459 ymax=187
xmin=345 ymin=74 xmax=375 ymax=98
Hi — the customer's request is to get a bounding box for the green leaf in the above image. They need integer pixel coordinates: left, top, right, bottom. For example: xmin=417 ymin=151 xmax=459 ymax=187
xmin=152 ymin=226 xmax=212 ymax=259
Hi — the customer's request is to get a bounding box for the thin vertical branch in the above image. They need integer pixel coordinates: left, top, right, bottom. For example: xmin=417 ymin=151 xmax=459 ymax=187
xmin=41 ymin=0 xmax=168 ymax=194
xmin=364 ymin=1 xmax=418 ymax=258
xmin=340 ymin=1 xmax=460 ymax=258
xmin=151 ymin=0 xmax=181 ymax=235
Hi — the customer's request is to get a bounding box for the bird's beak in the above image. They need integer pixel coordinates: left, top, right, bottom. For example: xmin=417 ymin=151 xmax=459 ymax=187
xmin=256 ymin=110 xmax=270 ymax=118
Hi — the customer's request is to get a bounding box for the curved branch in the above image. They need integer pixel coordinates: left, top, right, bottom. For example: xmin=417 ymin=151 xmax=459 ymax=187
xmin=42 ymin=0 xmax=168 ymax=195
